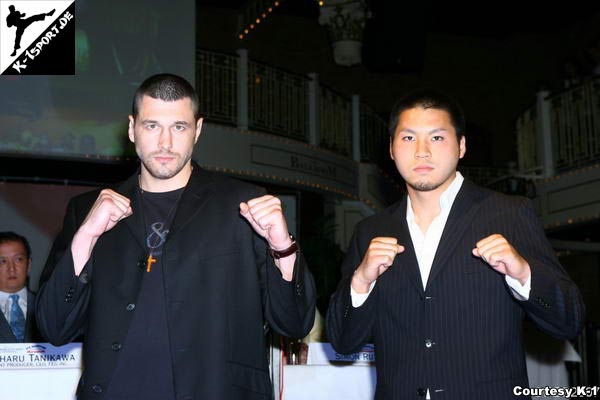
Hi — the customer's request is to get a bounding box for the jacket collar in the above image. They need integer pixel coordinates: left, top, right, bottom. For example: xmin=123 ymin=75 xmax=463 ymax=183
xmin=392 ymin=180 xmax=485 ymax=292
xmin=117 ymin=161 xmax=217 ymax=251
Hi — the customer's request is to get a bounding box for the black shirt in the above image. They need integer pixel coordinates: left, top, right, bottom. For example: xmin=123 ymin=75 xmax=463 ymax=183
xmin=105 ymin=187 xmax=183 ymax=400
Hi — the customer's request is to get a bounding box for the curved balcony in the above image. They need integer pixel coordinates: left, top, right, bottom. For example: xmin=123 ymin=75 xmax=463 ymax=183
xmin=516 ymin=79 xmax=600 ymax=230
xmin=196 ymin=49 xmax=388 ymax=160
xmin=195 ymin=48 xmax=398 ymax=211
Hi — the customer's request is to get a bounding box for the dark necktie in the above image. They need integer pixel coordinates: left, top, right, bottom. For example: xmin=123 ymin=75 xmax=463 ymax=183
xmin=9 ymin=294 xmax=25 ymax=342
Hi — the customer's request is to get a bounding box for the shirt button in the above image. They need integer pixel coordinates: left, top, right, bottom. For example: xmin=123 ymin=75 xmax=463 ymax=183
xmin=425 ymin=339 xmax=434 ymax=348
xmin=126 ymin=303 xmax=136 ymax=311
xmin=92 ymin=384 xmax=103 ymax=393
xmin=111 ymin=342 xmax=122 ymax=351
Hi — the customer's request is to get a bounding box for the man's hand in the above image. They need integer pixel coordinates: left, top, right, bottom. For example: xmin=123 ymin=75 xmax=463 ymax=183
xmin=79 ymin=189 xmax=132 ymax=238
xmin=472 ymin=234 xmax=531 ymax=285
xmin=352 ymin=237 xmax=404 ymax=294
xmin=240 ymin=195 xmax=295 ymax=281
xmin=240 ymin=195 xmax=291 ymax=250
xmin=71 ymin=189 xmax=132 ymax=275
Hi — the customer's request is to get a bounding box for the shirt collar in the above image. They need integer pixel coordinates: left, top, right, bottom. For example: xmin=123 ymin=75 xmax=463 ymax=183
xmin=0 ymin=287 xmax=28 ymax=304
xmin=406 ymin=172 xmax=464 ymax=222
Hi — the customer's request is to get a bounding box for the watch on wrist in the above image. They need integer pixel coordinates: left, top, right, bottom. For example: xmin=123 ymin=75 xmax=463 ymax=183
xmin=269 ymin=234 xmax=299 ymax=259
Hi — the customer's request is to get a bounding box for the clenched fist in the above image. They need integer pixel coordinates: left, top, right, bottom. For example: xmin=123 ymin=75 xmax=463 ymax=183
xmin=240 ymin=195 xmax=296 ymax=281
xmin=352 ymin=237 xmax=404 ymax=293
xmin=79 ymin=189 xmax=133 ymax=239
xmin=71 ymin=189 xmax=132 ymax=275
xmin=239 ymin=195 xmax=291 ymax=250
xmin=472 ymin=234 xmax=530 ymax=285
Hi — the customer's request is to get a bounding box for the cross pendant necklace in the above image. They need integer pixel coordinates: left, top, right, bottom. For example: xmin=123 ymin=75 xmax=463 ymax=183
xmin=146 ymin=254 xmax=157 ymax=272
xmin=138 ymin=176 xmax=185 ymax=273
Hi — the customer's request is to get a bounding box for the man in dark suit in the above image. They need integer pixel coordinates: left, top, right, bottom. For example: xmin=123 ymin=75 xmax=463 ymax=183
xmin=0 ymin=231 xmax=40 ymax=343
xmin=327 ymin=89 xmax=584 ymax=399
xmin=36 ymin=73 xmax=316 ymax=400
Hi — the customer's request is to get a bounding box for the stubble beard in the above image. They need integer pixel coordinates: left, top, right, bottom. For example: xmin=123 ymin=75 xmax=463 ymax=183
xmin=140 ymin=150 xmax=191 ymax=180
xmin=406 ymin=179 xmax=443 ymax=192
xmin=406 ymin=168 xmax=457 ymax=193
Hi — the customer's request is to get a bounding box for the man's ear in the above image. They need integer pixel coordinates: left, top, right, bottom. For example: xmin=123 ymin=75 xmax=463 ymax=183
xmin=128 ymin=116 xmax=135 ymax=143
xmin=459 ymin=135 xmax=466 ymax=159
xmin=194 ymin=117 xmax=203 ymax=143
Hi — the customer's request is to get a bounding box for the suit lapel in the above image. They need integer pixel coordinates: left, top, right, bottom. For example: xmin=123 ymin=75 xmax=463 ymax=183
xmin=120 ymin=164 xmax=217 ymax=248
xmin=426 ymin=181 xmax=482 ymax=289
xmin=25 ymin=291 xmax=35 ymax=342
xmin=168 ymin=166 xmax=216 ymax=237
xmin=119 ymin=174 xmax=147 ymax=252
xmin=0 ymin=312 xmax=17 ymax=342
xmin=390 ymin=197 xmax=425 ymax=294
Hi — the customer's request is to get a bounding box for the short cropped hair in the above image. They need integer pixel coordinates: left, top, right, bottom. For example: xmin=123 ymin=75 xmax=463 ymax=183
xmin=132 ymin=73 xmax=200 ymax=120
xmin=389 ymin=89 xmax=465 ymax=140
xmin=0 ymin=231 xmax=31 ymax=259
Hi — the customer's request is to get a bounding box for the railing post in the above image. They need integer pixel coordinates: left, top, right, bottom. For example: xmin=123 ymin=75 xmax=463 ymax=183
xmin=535 ymin=90 xmax=554 ymax=177
xmin=308 ymin=73 xmax=320 ymax=146
xmin=236 ymin=48 xmax=249 ymax=131
xmin=352 ymin=95 xmax=361 ymax=162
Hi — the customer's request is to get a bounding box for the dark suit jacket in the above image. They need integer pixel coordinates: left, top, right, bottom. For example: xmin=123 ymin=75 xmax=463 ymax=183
xmin=0 ymin=290 xmax=40 ymax=343
xmin=36 ymin=165 xmax=316 ymax=400
xmin=327 ymin=181 xmax=584 ymax=400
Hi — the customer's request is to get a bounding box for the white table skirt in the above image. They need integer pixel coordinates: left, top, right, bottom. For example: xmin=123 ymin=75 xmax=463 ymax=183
xmin=282 ymin=365 xmax=376 ymax=400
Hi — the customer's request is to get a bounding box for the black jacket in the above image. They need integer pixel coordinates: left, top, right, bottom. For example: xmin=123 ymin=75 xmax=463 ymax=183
xmin=327 ymin=181 xmax=584 ymax=400
xmin=37 ymin=165 xmax=316 ymax=399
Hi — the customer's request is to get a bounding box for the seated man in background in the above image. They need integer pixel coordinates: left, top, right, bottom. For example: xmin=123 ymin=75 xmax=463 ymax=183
xmin=0 ymin=231 xmax=40 ymax=343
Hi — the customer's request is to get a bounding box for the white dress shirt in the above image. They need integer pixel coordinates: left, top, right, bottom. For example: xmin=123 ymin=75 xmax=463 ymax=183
xmin=0 ymin=287 xmax=28 ymax=325
xmin=351 ymin=172 xmax=530 ymax=305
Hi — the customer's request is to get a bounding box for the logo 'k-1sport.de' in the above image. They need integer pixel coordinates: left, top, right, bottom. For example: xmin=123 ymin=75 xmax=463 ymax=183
xmin=0 ymin=0 xmax=74 ymax=75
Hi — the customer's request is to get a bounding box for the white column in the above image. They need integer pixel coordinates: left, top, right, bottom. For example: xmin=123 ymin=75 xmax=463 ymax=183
xmin=535 ymin=90 xmax=554 ymax=177
xmin=236 ymin=48 xmax=249 ymax=131
xmin=352 ymin=94 xmax=361 ymax=162
xmin=308 ymin=73 xmax=320 ymax=146
xmin=318 ymin=0 xmax=366 ymax=66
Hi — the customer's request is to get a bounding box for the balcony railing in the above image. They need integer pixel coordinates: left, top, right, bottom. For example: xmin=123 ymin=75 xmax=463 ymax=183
xmin=516 ymin=107 xmax=539 ymax=172
xmin=319 ymin=86 xmax=352 ymax=156
xmin=196 ymin=48 xmax=387 ymax=162
xmin=248 ymin=61 xmax=308 ymax=141
xmin=360 ymin=103 xmax=389 ymax=163
xmin=517 ymin=78 xmax=600 ymax=176
xmin=550 ymin=80 xmax=600 ymax=170
xmin=196 ymin=50 xmax=238 ymax=125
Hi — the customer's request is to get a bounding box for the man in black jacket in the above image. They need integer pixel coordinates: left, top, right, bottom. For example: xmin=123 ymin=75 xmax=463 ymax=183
xmin=327 ymin=89 xmax=584 ymax=399
xmin=37 ymin=73 xmax=316 ymax=400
